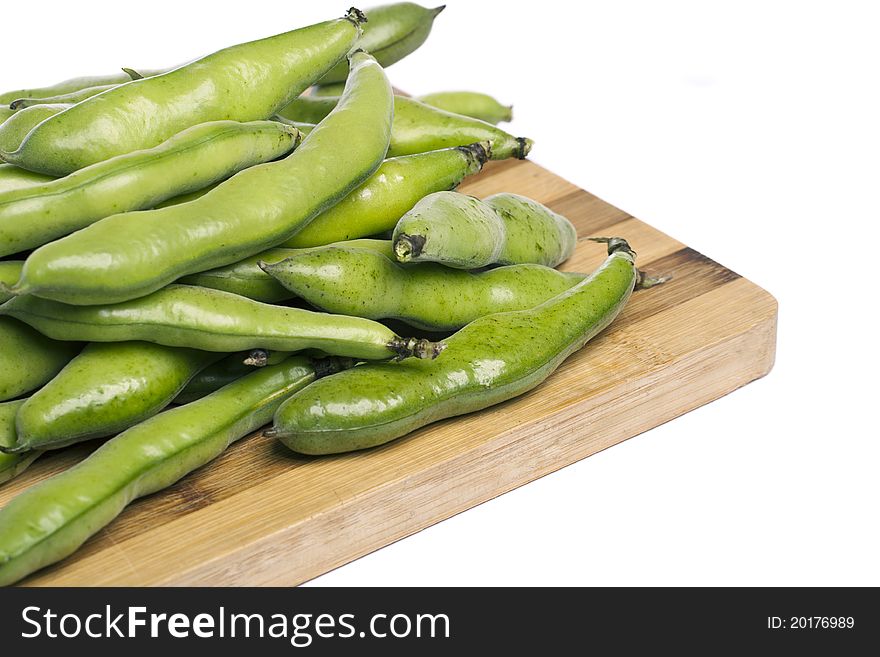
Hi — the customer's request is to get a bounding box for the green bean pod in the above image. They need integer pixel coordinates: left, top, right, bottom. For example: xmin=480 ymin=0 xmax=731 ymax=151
xmin=260 ymin=245 xmax=586 ymax=331
xmin=0 ymin=284 xmax=444 ymax=361
xmin=278 ymin=95 xmax=532 ymax=160
xmin=8 ymin=50 xmax=393 ymax=305
xmin=0 ymin=67 xmax=168 ymax=106
xmin=415 ymin=91 xmax=512 ymax=124
xmin=393 ymin=191 xmax=578 ymax=269
xmin=0 ymin=165 xmax=54 ymax=194
xmin=270 ymin=239 xmax=644 ymax=454
xmin=0 ymin=120 xmax=301 ymax=257
xmin=0 ymin=263 xmax=23 ymax=304
xmin=8 ymin=83 xmax=124 ymax=110
xmin=10 ymin=343 xmax=221 ymax=452
xmin=284 ymin=143 xmax=488 ymax=248
xmin=0 ymin=108 xmax=14 ymax=126
xmin=0 ymin=401 xmax=41 ymax=486
xmin=3 ymin=11 xmax=365 ymax=175
xmin=0 ymin=104 xmax=70 ymax=154
xmin=180 ymin=239 xmax=394 ymax=303
xmin=0 ymin=317 xmax=80 ymax=402
xmin=0 ymin=354 xmax=351 ymax=586
xmin=318 ymin=3 xmax=445 ymax=84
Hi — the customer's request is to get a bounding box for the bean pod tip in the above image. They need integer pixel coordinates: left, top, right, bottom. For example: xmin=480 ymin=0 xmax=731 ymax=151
xmin=516 ymin=137 xmax=534 ymax=160
xmin=393 ymin=233 xmax=426 ymax=262
xmin=345 ymin=7 xmax=368 ymax=26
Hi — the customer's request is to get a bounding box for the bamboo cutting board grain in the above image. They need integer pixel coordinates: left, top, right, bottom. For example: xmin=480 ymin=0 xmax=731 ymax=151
xmin=0 ymin=158 xmax=777 ymax=586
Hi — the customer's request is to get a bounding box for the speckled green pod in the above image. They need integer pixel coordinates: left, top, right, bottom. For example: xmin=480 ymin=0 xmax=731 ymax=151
xmin=278 ymin=95 xmax=532 ymax=160
xmin=260 ymin=245 xmax=586 ymax=331
xmin=0 ymin=165 xmax=54 ymax=194
xmin=0 ymin=262 xmax=23 ymax=304
xmin=181 ymin=239 xmax=393 ymax=303
xmin=0 ymin=317 xmax=80 ymax=402
xmin=0 ymin=120 xmax=301 ymax=257
xmin=393 ymin=191 xmax=577 ymax=269
xmin=0 ymin=67 xmax=168 ymax=106
xmin=0 ymin=355 xmax=347 ymax=586
xmin=3 ymin=11 xmax=365 ymax=175
xmin=0 ymin=104 xmax=70 ymax=154
xmin=8 ymin=51 xmax=393 ymax=305
xmin=318 ymin=3 xmax=445 ymax=84
xmin=0 ymin=284 xmax=444 ymax=361
xmin=13 ymin=342 xmax=220 ymax=451
xmin=0 ymin=400 xmax=41 ymax=486
xmin=415 ymin=91 xmax=512 ymax=124
xmin=284 ymin=144 xmax=488 ymax=248
xmin=270 ymin=239 xmax=641 ymax=454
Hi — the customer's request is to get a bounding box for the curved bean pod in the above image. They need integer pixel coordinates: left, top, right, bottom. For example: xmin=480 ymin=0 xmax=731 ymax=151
xmin=0 ymin=120 xmax=301 ymax=257
xmin=318 ymin=3 xmax=445 ymax=84
xmin=0 ymin=263 xmax=23 ymax=304
xmin=278 ymin=95 xmax=532 ymax=160
xmin=393 ymin=191 xmax=577 ymax=268
xmin=260 ymin=245 xmax=586 ymax=331
xmin=0 ymin=165 xmax=54 ymax=194
xmin=0 ymin=317 xmax=80 ymax=402
xmin=181 ymin=239 xmax=394 ymax=303
xmin=11 ymin=343 xmax=221 ymax=452
xmin=8 ymin=50 xmax=393 ymax=305
xmin=0 ymin=104 xmax=70 ymax=154
xmin=0 ymin=108 xmax=14 ymax=126
xmin=8 ymin=82 xmax=125 ymax=110
xmin=0 ymin=400 xmax=41 ymax=486
xmin=0 ymin=67 xmax=169 ymax=106
xmin=270 ymin=239 xmax=646 ymax=454
xmin=4 ymin=11 xmax=365 ymax=175
xmin=415 ymin=91 xmax=512 ymax=124
xmin=0 ymin=284 xmax=444 ymax=361
xmin=0 ymin=355 xmax=349 ymax=586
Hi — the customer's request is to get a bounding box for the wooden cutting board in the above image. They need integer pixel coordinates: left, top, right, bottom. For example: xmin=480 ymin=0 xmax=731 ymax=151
xmin=1 ymin=157 xmax=777 ymax=586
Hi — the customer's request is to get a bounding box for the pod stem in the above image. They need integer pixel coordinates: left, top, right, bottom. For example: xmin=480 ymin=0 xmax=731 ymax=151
xmin=636 ymin=270 xmax=671 ymax=290
xmin=243 ymin=349 xmax=270 ymax=367
xmin=393 ymin=234 xmax=426 ymax=262
xmin=389 ymin=337 xmax=447 ymax=360
xmin=432 ymin=5 xmax=447 ymax=16
xmin=345 ymin=7 xmax=368 ymax=25
xmin=457 ymin=141 xmax=492 ymax=168
xmin=589 ymin=236 xmax=635 ymax=258
xmin=516 ymin=137 xmax=533 ymax=160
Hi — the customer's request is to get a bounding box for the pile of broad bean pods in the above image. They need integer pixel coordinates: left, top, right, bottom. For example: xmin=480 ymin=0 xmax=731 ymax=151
xmin=0 ymin=4 xmax=662 ymax=585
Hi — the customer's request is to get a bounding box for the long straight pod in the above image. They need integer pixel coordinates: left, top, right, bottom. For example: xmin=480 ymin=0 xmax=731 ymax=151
xmin=0 ymin=356 xmax=340 ymax=586
xmin=10 ymin=51 xmax=393 ymax=305
xmin=0 ymin=284 xmax=444 ymax=361
xmin=0 ymin=120 xmax=301 ymax=257
xmin=270 ymin=239 xmax=645 ymax=454
xmin=3 ymin=10 xmax=365 ymax=175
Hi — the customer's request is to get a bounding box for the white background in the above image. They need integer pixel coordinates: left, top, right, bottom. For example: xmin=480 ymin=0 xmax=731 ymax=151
xmin=4 ymin=0 xmax=877 ymax=586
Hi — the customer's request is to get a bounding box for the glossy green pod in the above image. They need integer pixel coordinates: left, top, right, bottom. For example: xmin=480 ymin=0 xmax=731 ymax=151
xmin=0 ymin=104 xmax=70 ymax=154
xmin=278 ymin=95 xmax=532 ymax=160
xmin=270 ymin=239 xmax=644 ymax=454
xmin=180 ymin=239 xmax=394 ymax=303
xmin=393 ymin=191 xmax=578 ymax=268
xmin=12 ymin=342 xmax=220 ymax=451
xmin=0 ymin=284 xmax=444 ymax=361
xmin=0 ymin=317 xmax=80 ymax=402
xmin=0 ymin=355 xmax=348 ymax=586
xmin=284 ymin=144 xmax=488 ymax=248
xmin=0 ymin=120 xmax=301 ymax=257
xmin=415 ymin=91 xmax=512 ymax=124
xmin=3 ymin=11 xmax=365 ymax=175
xmin=318 ymin=3 xmax=445 ymax=84
xmin=8 ymin=51 xmax=393 ymax=305
xmin=0 ymin=400 xmax=41 ymax=486
xmin=260 ymin=245 xmax=586 ymax=331
xmin=0 ymin=262 xmax=23 ymax=304
xmin=8 ymin=83 xmax=124 ymax=110
xmin=0 ymin=165 xmax=54 ymax=194
xmin=0 ymin=67 xmax=168 ymax=106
